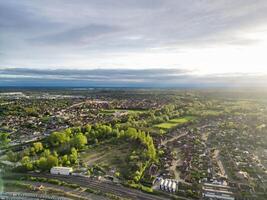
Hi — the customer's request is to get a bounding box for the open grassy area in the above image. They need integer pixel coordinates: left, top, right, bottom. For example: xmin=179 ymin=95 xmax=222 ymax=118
xmin=100 ymin=109 xmax=146 ymax=115
xmin=154 ymin=116 xmax=196 ymax=130
xmin=198 ymin=110 xmax=223 ymax=117
xmin=80 ymin=140 xmax=136 ymax=177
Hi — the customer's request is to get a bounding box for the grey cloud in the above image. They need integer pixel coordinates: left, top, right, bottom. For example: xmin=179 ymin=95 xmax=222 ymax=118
xmin=0 ymin=68 xmax=266 ymax=88
xmin=1 ymin=0 xmax=267 ymax=66
xmin=30 ymin=24 xmax=122 ymax=46
xmin=46 ymin=0 xmax=267 ymax=49
xmin=0 ymin=1 xmax=62 ymax=32
xmin=0 ymin=68 xmax=190 ymax=81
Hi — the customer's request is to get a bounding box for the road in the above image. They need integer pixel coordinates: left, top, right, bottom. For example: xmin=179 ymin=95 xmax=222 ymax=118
xmin=161 ymin=131 xmax=188 ymax=146
xmin=24 ymin=173 xmax=171 ymax=200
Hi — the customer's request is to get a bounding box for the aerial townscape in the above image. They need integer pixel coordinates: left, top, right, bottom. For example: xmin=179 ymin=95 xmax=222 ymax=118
xmin=1 ymin=0 xmax=267 ymax=199
xmin=0 ymin=88 xmax=266 ymax=200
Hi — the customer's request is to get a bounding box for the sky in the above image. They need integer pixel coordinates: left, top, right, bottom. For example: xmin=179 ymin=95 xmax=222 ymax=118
xmin=1 ymin=0 xmax=267 ymax=87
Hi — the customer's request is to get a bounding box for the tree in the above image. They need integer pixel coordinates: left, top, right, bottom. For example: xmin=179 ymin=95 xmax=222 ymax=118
xmin=22 ymin=147 xmax=31 ymax=157
xmin=52 ymin=150 xmax=58 ymax=157
xmin=33 ymin=142 xmax=43 ymax=153
xmin=42 ymin=149 xmax=51 ymax=157
xmin=94 ymin=138 xmax=99 ymax=144
xmin=0 ymin=132 xmax=11 ymax=148
xmin=48 ymin=131 xmax=70 ymax=147
xmin=37 ymin=157 xmax=48 ymax=171
xmin=21 ymin=156 xmax=33 ymax=171
xmin=6 ymin=150 xmax=19 ymax=162
xmin=30 ymin=147 xmax=36 ymax=156
xmin=69 ymin=147 xmax=78 ymax=164
xmin=85 ymin=124 xmax=92 ymax=133
xmin=159 ymin=129 xmax=165 ymax=135
xmin=64 ymin=128 xmax=72 ymax=137
xmin=46 ymin=155 xmax=58 ymax=169
xmin=61 ymin=155 xmax=70 ymax=166
xmin=71 ymin=133 xmax=87 ymax=149
xmin=37 ymin=155 xmax=58 ymax=171
xmin=24 ymin=107 xmax=38 ymax=117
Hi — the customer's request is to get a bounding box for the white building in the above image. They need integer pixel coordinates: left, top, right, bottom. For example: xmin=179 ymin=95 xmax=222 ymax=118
xmin=164 ymin=179 xmax=169 ymax=190
xmin=50 ymin=167 xmax=73 ymax=175
xmin=158 ymin=178 xmax=178 ymax=193
xmin=159 ymin=179 xmax=164 ymax=190
xmin=168 ymin=180 xmax=172 ymax=192
xmin=171 ymin=181 xmax=177 ymax=193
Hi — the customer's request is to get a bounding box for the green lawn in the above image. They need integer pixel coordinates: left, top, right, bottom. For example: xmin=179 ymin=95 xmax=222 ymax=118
xmin=100 ymin=109 xmax=146 ymax=115
xmin=80 ymin=140 xmax=136 ymax=177
xmin=154 ymin=116 xmax=196 ymax=130
xmin=100 ymin=109 xmax=115 ymax=115
xmin=199 ymin=110 xmax=222 ymax=117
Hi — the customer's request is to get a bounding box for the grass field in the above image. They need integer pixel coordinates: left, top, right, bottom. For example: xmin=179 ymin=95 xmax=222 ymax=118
xmin=199 ymin=110 xmax=223 ymax=117
xmin=100 ymin=109 xmax=146 ymax=115
xmin=80 ymin=140 xmax=136 ymax=177
xmin=154 ymin=116 xmax=196 ymax=130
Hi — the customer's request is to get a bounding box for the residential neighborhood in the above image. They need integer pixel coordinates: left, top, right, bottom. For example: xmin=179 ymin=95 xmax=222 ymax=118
xmin=0 ymin=89 xmax=266 ymax=200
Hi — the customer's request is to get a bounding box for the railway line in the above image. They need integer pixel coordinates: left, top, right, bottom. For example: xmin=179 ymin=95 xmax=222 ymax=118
xmin=24 ymin=173 xmax=169 ymax=200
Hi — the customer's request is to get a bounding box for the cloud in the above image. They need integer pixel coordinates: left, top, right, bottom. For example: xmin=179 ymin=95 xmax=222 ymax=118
xmin=30 ymin=24 xmax=122 ymax=46
xmin=1 ymin=0 xmax=267 ymax=71
xmin=0 ymin=1 xmax=61 ymax=32
xmin=0 ymin=68 xmax=266 ymax=88
xmin=0 ymin=68 xmax=190 ymax=82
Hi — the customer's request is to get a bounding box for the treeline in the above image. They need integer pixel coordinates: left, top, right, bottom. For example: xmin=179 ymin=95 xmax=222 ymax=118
xmin=122 ymin=127 xmax=156 ymax=161
xmin=7 ymin=141 xmax=78 ymax=172
xmin=0 ymin=132 xmax=11 ymax=148
xmin=7 ymin=123 xmax=156 ymax=183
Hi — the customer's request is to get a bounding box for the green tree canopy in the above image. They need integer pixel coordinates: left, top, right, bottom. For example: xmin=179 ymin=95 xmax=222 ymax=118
xmin=48 ymin=131 xmax=70 ymax=147
xmin=33 ymin=142 xmax=43 ymax=153
xmin=0 ymin=132 xmax=11 ymax=148
xmin=71 ymin=133 xmax=87 ymax=149
xmin=21 ymin=156 xmax=33 ymax=171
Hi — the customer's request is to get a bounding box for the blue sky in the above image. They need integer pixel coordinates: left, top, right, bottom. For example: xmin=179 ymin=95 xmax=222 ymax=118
xmin=1 ymin=0 xmax=267 ymax=87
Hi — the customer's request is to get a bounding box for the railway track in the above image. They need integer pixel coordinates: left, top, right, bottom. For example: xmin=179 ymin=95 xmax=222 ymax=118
xmin=26 ymin=173 xmax=169 ymax=200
